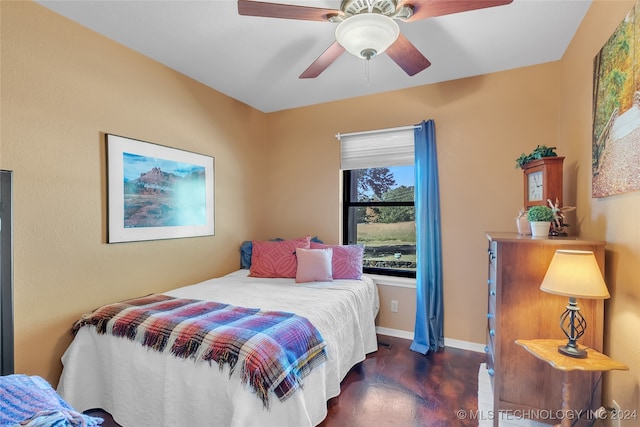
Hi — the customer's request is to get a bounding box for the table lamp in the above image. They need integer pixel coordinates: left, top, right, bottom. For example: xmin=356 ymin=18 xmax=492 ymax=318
xmin=539 ymin=250 xmax=610 ymax=358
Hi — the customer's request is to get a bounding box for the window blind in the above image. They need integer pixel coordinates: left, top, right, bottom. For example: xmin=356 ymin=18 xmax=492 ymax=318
xmin=337 ymin=127 xmax=415 ymax=170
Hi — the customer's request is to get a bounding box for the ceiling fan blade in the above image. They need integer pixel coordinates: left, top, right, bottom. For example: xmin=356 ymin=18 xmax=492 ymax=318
xmin=386 ymin=34 xmax=431 ymax=76
xmin=401 ymin=0 xmax=512 ymax=21
xmin=237 ymin=0 xmax=341 ymax=22
xmin=299 ymin=42 xmax=346 ymax=79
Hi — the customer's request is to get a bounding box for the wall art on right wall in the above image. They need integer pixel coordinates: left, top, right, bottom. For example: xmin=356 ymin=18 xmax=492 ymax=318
xmin=592 ymin=0 xmax=640 ymax=198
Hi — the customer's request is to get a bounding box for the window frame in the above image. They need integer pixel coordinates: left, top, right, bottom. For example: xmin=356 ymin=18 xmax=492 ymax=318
xmin=342 ymin=169 xmax=416 ymax=279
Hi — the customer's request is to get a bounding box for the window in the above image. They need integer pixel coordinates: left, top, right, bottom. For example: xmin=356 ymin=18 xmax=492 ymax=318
xmin=339 ymin=127 xmax=416 ymax=277
xmin=343 ymin=167 xmax=415 ymax=277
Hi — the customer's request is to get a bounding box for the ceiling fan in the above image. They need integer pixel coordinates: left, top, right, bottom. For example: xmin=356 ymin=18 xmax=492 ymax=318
xmin=237 ymin=0 xmax=513 ymax=79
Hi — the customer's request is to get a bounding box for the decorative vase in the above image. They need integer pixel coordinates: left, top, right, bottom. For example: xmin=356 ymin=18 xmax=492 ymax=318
xmin=516 ymin=216 xmax=531 ymax=235
xmin=530 ymin=221 xmax=550 ymax=238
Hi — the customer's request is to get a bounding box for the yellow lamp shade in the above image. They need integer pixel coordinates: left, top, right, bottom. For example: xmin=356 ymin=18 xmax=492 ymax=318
xmin=540 ymin=250 xmax=609 ymax=299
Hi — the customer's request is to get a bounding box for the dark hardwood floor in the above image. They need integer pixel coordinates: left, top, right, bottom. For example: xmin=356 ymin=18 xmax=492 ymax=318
xmin=83 ymin=408 xmax=121 ymax=427
xmin=319 ymin=335 xmax=486 ymax=427
xmin=85 ymin=335 xmax=486 ymax=427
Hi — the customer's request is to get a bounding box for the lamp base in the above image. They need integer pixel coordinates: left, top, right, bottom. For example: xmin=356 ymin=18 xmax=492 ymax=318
xmin=558 ymin=344 xmax=587 ymax=359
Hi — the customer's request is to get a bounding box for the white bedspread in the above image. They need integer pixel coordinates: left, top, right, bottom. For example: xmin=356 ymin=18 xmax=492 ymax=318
xmin=58 ymin=270 xmax=379 ymax=427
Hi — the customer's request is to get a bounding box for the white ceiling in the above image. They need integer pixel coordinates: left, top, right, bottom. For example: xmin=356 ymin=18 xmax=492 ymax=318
xmin=36 ymin=0 xmax=592 ymax=113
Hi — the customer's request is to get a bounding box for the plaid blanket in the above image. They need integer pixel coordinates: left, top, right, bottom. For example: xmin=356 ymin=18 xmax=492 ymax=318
xmin=72 ymin=294 xmax=327 ymax=408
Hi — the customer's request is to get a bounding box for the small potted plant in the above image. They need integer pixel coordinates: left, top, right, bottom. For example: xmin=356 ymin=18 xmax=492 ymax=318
xmin=515 ymin=145 xmax=558 ymax=169
xmin=527 ymin=205 xmax=554 ymax=237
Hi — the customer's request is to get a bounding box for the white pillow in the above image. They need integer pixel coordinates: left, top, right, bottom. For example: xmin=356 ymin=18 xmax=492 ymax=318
xmin=295 ymin=248 xmax=333 ymax=283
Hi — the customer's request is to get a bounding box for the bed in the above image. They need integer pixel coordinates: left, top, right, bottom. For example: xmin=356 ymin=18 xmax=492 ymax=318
xmin=58 ymin=240 xmax=379 ymax=427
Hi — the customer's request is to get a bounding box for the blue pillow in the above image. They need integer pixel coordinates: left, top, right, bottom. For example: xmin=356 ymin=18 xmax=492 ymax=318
xmin=239 ymin=240 xmax=255 ymax=269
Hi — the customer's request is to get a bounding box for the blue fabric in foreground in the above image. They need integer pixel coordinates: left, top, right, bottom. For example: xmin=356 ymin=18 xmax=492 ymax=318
xmin=410 ymin=120 xmax=445 ymax=355
xmin=0 ymin=374 xmax=103 ymax=426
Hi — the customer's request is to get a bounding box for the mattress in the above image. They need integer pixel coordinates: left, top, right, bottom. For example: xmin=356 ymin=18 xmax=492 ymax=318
xmin=58 ymin=270 xmax=379 ymax=427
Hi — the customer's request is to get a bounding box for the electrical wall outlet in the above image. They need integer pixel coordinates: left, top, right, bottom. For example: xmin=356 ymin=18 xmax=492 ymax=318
xmin=612 ymin=400 xmax=621 ymax=427
xmin=390 ymin=300 xmax=398 ymax=313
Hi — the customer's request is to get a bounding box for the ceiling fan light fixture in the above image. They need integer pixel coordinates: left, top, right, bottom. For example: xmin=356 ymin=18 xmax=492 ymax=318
xmin=335 ymin=13 xmax=399 ymax=60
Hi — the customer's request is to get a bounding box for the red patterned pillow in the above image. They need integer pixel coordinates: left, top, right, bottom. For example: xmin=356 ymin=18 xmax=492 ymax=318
xmin=249 ymin=236 xmax=311 ymax=278
xmin=310 ymin=242 xmax=363 ymax=280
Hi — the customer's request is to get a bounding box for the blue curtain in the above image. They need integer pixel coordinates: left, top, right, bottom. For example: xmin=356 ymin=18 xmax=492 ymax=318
xmin=410 ymin=120 xmax=444 ymax=354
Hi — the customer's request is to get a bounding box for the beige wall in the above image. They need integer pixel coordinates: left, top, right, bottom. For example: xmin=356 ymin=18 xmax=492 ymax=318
xmin=265 ymin=63 xmax=563 ymax=344
xmin=1 ymin=1 xmax=268 ymax=382
xmin=2 ymin=0 xmax=638 ymax=416
xmin=265 ymin=0 xmax=639 ymax=414
xmin=558 ymin=0 xmax=640 ymax=415
xmin=375 ymin=283 xmax=416 ymax=333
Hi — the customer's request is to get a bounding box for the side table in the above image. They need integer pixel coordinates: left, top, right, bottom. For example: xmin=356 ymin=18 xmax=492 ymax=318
xmin=516 ymin=339 xmax=628 ymax=427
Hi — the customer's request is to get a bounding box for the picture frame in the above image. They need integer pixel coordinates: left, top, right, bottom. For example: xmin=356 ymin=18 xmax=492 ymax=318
xmin=592 ymin=0 xmax=640 ymax=198
xmin=106 ymin=134 xmax=214 ymax=243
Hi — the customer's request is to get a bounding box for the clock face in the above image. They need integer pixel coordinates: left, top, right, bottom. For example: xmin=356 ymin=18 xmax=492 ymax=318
xmin=528 ymin=171 xmax=543 ymax=201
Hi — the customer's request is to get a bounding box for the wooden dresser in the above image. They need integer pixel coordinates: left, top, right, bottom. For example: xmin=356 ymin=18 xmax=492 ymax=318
xmin=485 ymin=232 xmax=605 ymax=425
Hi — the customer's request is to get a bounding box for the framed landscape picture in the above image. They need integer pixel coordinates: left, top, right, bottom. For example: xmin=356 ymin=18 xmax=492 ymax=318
xmin=106 ymin=134 xmax=214 ymax=243
xmin=592 ymin=0 xmax=640 ymax=197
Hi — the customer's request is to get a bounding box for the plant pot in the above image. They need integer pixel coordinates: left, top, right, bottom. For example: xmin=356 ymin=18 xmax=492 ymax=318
xmin=530 ymin=221 xmax=550 ymax=238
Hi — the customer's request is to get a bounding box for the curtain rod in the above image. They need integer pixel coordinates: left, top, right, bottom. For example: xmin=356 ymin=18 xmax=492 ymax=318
xmin=335 ymin=124 xmax=421 ymax=140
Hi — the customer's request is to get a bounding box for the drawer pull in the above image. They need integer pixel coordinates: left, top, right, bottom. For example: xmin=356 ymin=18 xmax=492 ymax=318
xmin=484 ymin=345 xmax=489 ymax=353
xmin=489 ymin=290 xmax=496 ymax=296
xmin=489 ymin=329 xmax=495 ymax=337
xmin=487 ymin=313 xmax=494 ymax=319
xmin=487 ymin=279 xmax=494 ymax=285
xmin=488 ymin=368 xmax=494 ymax=376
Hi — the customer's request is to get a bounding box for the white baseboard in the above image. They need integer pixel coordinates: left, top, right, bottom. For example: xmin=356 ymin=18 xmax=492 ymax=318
xmin=445 ymin=337 xmax=486 ymax=353
xmin=376 ymin=326 xmax=486 ymax=353
xmin=376 ymin=326 xmax=414 ymax=340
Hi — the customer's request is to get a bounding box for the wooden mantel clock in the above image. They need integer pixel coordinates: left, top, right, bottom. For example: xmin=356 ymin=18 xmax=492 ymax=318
xmin=522 ymin=157 xmax=564 ymax=209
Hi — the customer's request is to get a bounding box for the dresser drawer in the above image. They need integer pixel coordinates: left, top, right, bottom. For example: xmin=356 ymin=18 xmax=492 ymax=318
xmin=488 ymin=242 xmax=498 ymax=269
xmin=485 ymin=331 xmax=495 ymax=386
xmin=487 ymin=280 xmax=497 ymax=316
xmin=487 ymin=297 xmax=496 ymax=334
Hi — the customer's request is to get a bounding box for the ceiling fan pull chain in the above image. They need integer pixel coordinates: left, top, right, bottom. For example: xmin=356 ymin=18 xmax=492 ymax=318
xmin=364 ymin=59 xmax=371 ymax=86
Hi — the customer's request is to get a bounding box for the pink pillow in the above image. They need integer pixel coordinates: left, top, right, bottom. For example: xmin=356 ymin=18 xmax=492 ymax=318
xmin=249 ymin=236 xmax=310 ymax=278
xmin=295 ymin=248 xmax=333 ymax=283
xmin=310 ymin=242 xmax=364 ymax=280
